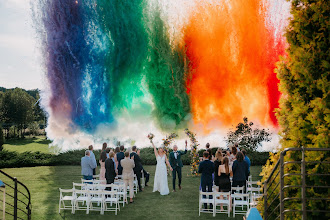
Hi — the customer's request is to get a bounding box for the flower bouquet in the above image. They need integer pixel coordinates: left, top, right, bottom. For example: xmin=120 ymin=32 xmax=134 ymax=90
xmin=147 ymin=133 xmax=154 ymax=141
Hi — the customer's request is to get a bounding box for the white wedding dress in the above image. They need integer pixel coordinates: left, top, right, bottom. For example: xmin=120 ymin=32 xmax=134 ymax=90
xmin=153 ymin=155 xmax=169 ymax=195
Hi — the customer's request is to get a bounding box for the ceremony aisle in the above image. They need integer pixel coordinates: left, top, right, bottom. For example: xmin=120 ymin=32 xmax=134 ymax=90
xmin=2 ymin=165 xmax=262 ymax=220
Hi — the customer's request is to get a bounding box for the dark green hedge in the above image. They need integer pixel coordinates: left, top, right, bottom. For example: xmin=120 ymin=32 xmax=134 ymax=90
xmin=0 ymin=147 xmax=269 ymax=168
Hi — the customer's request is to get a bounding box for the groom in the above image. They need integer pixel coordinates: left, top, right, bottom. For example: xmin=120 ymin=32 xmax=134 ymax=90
xmin=169 ymin=141 xmax=188 ymax=192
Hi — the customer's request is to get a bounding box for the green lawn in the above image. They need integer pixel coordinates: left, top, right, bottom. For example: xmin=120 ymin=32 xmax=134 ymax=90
xmin=1 ymin=165 xmax=262 ymax=220
xmin=2 ymin=136 xmax=54 ymax=153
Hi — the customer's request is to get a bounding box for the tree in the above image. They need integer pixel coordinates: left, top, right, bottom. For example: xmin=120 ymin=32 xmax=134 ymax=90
xmin=260 ymin=0 xmax=329 ymax=218
xmin=225 ymin=117 xmax=271 ymax=151
xmin=0 ymin=126 xmax=4 ymax=151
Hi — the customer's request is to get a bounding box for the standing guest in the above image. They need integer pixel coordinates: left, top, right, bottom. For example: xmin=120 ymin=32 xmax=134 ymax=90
xmin=229 ymin=145 xmax=237 ymax=165
xmin=105 ymin=152 xmax=116 ymax=187
xmin=198 ymin=151 xmax=215 ymax=210
xmin=88 ymin=145 xmax=97 ymax=176
xmin=214 ymin=149 xmax=223 ymax=188
xmin=99 ymin=143 xmax=107 ymax=180
xmin=116 ymin=145 xmax=125 ymax=175
xmin=169 ymin=141 xmax=188 ymax=192
xmin=120 ymin=151 xmax=135 ymax=203
xmin=106 ymin=147 xmax=111 ymax=158
xmin=205 ymin=143 xmax=213 ymax=160
xmin=81 ymin=150 xmax=96 ymax=180
xmin=130 ymin=146 xmax=144 ymax=192
xmin=218 ymin=157 xmax=232 ymax=210
xmin=241 ymin=149 xmax=251 ymax=179
xmin=232 ymin=152 xmax=249 ymax=189
xmin=114 ymin=147 xmax=120 ymax=172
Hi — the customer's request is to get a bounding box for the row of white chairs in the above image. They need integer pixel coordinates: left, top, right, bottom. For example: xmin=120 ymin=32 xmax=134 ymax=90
xmin=199 ymin=185 xmax=262 ymax=217
xmin=59 ymin=184 xmax=122 ymax=215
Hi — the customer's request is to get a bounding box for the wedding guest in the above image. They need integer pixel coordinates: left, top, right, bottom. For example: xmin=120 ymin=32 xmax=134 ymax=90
xmin=116 ymin=145 xmax=125 ymax=175
xmin=99 ymin=143 xmax=107 ymax=180
xmin=169 ymin=141 xmax=188 ymax=192
xmin=81 ymin=150 xmax=96 ymax=180
xmin=130 ymin=146 xmax=144 ymax=192
xmin=232 ymin=152 xmax=249 ymax=190
xmin=105 ymin=152 xmax=116 ymax=187
xmin=214 ymin=149 xmax=223 ymax=188
xmin=88 ymin=145 xmax=97 ymax=176
xmin=241 ymin=149 xmax=251 ymax=179
xmin=229 ymin=145 xmax=237 ymax=165
xmin=106 ymin=147 xmax=111 ymax=158
xmin=205 ymin=143 xmax=213 ymax=160
xmin=218 ymin=157 xmax=233 ymax=210
xmin=114 ymin=147 xmax=120 ymax=173
xmin=198 ymin=151 xmax=215 ymax=210
xmin=120 ymin=151 xmax=135 ymax=203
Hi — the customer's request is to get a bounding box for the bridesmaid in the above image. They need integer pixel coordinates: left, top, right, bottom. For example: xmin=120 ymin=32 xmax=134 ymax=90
xmin=99 ymin=143 xmax=107 ymax=180
xmin=214 ymin=149 xmax=223 ymax=189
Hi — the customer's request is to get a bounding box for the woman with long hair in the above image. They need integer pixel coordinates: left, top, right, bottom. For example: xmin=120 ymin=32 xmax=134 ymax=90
xmin=214 ymin=149 xmax=223 ymax=188
xmin=99 ymin=143 xmax=107 ymax=180
xmin=218 ymin=156 xmax=233 ymax=210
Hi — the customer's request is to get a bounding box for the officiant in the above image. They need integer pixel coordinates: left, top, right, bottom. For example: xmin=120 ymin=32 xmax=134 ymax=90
xmin=169 ymin=141 xmax=188 ymax=192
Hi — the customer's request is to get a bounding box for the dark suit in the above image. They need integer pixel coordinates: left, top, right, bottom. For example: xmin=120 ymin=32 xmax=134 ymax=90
xmin=169 ymin=149 xmax=187 ymax=190
xmin=105 ymin=158 xmax=116 ymax=189
xmin=116 ymin=152 xmax=125 ymax=175
xmin=198 ymin=159 xmax=215 ymax=209
xmin=130 ymin=152 xmax=143 ymax=191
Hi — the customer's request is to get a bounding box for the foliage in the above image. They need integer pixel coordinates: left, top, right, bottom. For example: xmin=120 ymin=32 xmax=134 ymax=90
xmin=260 ymin=0 xmax=330 ymax=218
xmin=0 ymin=126 xmax=4 ymax=151
xmin=28 ymin=122 xmax=40 ymax=137
xmin=162 ymin=133 xmax=178 ymax=154
xmin=225 ymin=117 xmax=272 ymax=151
xmin=185 ymin=129 xmax=200 ymax=176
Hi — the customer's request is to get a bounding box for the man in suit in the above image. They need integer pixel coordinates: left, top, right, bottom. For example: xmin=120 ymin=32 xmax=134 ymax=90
xmin=116 ymin=145 xmax=125 ymax=175
xmin=120 ymin=151 xmax=135 ymax=203
xmin=81 ymin=150 xmax=96 ymax=180
xmin=169 ymin=141 xmax=188 ymax=192
xmin=88 ymin=145 xmax=97 ymax=176
xmin=130 ymin=146 xmax=143 ymax=192
xmin=198 ymin=151 xmax=215 ymax=209
xmin=105 ymin=152 xmax=116 ymax=189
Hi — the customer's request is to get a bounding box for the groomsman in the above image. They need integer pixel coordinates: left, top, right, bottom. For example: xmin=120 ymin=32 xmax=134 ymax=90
xmin=130 ymin=146 xmax=144 ymax=192
xmin=169 ymin=141 xmax=187 ymax=192
xmin=198 ymin=151 xmax=215 ymax=209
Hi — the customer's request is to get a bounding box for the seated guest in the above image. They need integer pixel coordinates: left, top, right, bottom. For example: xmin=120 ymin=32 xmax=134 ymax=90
xmin=214 ymin=149 xmax=223 ymax=188
xmin=120 ymin=151 xmax=135 ymax=203
xmin=88 ymin=145 xmax=97 ymax=176
xmin=81 ymin=150 xmax=96 ymax=180
xmin=198 ymin=151 xmax=215 ymax=210
xmin=232 ymin=151 xmax=249 ymax=190
xmin=105 ymin=152 xmax=116 ymax=187
xmin=116 ymin=145 xmax=125 ymax=175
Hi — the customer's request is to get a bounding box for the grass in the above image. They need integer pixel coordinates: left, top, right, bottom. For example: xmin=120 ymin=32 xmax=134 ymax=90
xmin=2 ymin=136 xmax=53 ymax=153
xmin=2 ymin=165 xmax=262 ymax=220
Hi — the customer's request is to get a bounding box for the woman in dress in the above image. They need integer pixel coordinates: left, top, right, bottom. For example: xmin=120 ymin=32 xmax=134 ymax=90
xmin=150 ymin=140 xmax=172 ymax=195
xmin=218 ymin=156 xmax=233 ymax=210
xmin=114 ymin=147 xmax=120 ymax=174
xmin=214 ymin=149 xmax=223 ymax=189
xmin=99 ymin=143 xmax=107 ymax=180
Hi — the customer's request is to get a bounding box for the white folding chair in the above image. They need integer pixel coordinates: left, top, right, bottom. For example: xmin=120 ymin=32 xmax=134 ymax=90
xmin=103 ymin=189 xmax=120 ymax=215
xmin=87 ymin=190 xmax=104 ymax=214
xmin=213 ymin=192 xmax=231 ymax=217
xmin=114 ymin=182 xmax=127 ymax=207
xmin=141 ymin=170 xmax=145 ymax=188
xmin=246 ymin=181 xmax=261 ymax=195
xmin=58 ymin=188 xmax=75 ymax=214
xmin=73 ymin=183 xmax=86 ymax=190
xmin=198 ymin=191 xmax=214 ymax=216
xmin=233 ymin=193 xmax=250 ymax=217
xmin=74 ymin=190 xmax=90 ymax=213
xmin=93 ymin=174 xmax=100 ymax=179
xmin=133 ymin=174 xmax=138 ymax=193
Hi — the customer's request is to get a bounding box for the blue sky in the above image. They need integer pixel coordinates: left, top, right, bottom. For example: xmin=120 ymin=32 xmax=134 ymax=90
xmin=0 ymin=0 xmax=42 ymax=90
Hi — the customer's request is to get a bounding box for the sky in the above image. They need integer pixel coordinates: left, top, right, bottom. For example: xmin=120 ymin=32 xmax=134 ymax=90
xmin=0 ymin=0 xmax=43 ymax=90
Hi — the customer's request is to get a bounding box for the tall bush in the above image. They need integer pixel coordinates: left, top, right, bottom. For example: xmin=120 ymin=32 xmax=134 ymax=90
xmin=260 ymin=0 xmax=330 ymax=218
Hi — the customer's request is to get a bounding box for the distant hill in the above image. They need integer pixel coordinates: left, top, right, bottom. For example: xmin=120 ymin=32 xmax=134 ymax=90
xmin=0 ymin=87 xmax=39 ymax=99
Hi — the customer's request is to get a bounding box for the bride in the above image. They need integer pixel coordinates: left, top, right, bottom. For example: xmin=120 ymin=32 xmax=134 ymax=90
xmin=150 ymin=139 xmax=172 ymax=195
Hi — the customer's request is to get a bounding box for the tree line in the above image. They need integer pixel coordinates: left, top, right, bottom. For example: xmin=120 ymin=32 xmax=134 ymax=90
xmin=0 ymin=87 xmax=46 ymax=143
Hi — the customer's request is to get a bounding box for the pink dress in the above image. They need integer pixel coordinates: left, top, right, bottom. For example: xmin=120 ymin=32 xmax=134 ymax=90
xmin=99 ymin=160 xmax=106 ymax=180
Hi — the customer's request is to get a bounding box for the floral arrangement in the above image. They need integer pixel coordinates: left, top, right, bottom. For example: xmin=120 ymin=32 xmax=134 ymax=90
xmin=162 ymin=133 xmax=178 ymax=153
xmin=185 ymin=128 xmax=200 ymax=176
xmin=147 ymin=133 xmax=154 ymax=141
